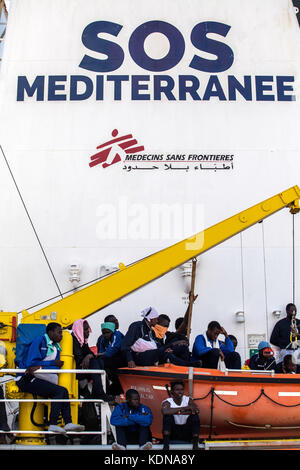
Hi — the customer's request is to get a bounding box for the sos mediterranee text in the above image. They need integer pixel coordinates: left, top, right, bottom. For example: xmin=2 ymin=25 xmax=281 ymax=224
xmin=17 ymin=20 xmax=295 ymax=102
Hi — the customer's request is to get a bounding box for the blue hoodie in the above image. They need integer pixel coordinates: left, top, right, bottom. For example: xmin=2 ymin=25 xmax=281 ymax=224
xmin=96 ymin=330 xmax=124 ymax=358
xmin=191 ymin=334 xmax=234 ymax=361
xmin=20 ymin=334 xmax=61 ymax=370
xmin=110 ymin=402 xmax=153 ymax=430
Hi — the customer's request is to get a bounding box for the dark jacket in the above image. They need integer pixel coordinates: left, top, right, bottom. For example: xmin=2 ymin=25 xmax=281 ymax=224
xmin=249 ymin=353 xmax=276 ymax=371
xmin=121 ymin=319 xmax=158 ymax=363
xmin=72 ymin=333 xmax=95 ymax=372
xmin=275 ymin=361 xmax=300 ymax=374
xmin=270 ymin=317 xmax=300 ymax=350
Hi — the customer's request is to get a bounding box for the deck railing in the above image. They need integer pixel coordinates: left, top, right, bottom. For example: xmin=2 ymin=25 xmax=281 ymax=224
xmin=0 ymin=368 xmax=115 ymax=444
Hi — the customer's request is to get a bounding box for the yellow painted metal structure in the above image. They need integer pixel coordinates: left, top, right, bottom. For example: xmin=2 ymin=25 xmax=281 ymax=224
xmin=0 ymin=185 xmax=300 ymax=445
xmin=19 ymin=185 xmax=300 ymax=327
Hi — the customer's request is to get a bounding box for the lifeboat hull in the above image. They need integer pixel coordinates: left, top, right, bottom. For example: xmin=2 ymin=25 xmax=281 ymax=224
xmin=118 ymin=364 xmax=300 ymax=440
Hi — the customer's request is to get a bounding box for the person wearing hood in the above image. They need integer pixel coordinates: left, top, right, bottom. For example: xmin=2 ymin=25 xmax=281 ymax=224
xmin=121 ymin=307 xmax=165 ymax=368
xmin=249 ymin=341 xmax=276 ymax=371
xmin=71 ymin=319 xmax=114 ymax=402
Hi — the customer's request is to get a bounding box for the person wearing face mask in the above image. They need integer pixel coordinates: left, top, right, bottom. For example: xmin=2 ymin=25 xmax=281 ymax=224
xmin=121 ymin=307 xmax=165 ymax=368
xmin=152 ymin=312 xmax=202 ymax=367
xmin=153 ymin=294 xmax=198 ymax=349
xmin=249 ymin=341 xmax=276 ymax=371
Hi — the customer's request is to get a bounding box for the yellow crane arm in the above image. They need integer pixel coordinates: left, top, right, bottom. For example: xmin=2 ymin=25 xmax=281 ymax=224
xmin=21 ymin=185 xmax=300 ymax=327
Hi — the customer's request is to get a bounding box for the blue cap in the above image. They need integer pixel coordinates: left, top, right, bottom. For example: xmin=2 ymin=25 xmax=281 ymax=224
xmin=258 ymin=341 xmax=270 ymax=351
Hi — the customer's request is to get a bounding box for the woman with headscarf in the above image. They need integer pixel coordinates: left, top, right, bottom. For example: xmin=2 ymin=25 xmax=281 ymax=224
xmin=71 ymin=319 xmax=114 ymax=402
xmin=121 ymin=307 xmax=166 ymax=368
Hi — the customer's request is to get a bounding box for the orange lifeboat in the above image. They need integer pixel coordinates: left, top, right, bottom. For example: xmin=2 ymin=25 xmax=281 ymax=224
xmin=118 ymin=364 xmax=300 ymax=440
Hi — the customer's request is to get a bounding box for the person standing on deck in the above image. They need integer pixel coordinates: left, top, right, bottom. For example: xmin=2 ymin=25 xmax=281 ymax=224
xmin=270 ymin=303 xmax=300 ymax=363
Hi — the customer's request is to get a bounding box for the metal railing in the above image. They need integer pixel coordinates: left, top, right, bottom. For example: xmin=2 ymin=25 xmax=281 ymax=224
xmin=0 ymin=368 xmax=116 ymax=444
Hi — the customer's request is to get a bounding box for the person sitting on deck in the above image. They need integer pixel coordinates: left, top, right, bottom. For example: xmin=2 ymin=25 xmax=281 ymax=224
xmin=96 ymin=321 xmax=126 ymax=395
xmin=71 ymin=319 xmax=114 ymax=402
xmin=0 ymin=385 xmax=10 ymax=444
xmin=16 ymin=322 xmax=85 ymax=434
xmin=121 ymin=307 xmax=165 ymax=368
xmin=110 ymin=388 xmax=153 ymax=450
xmin=153 ymin=293 xmax=197 ymax=347
xmin=152 ymin=296 xmax=202 ymax=367
xmin=275 ymin=353 xmax=300 ymax=374
xmin=0 ymin=341 xmax=11 ymax=444
xmin=219 ymin=334 xmax=241 ymax=369
xmin=249 ymin=341 xmax=276 ymax=371
xmin=102 ymin=314 xmax=120 ymax=332
xmin=191 ymin=321 xmax=240 ymax=370
xmin=161 ymin=380 xmax=200 ymax=450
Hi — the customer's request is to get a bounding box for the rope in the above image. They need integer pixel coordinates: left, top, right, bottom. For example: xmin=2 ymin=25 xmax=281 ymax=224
xmin=194 ymin=387 xmax=300 ymax=409
xmin=239 ymin=233 xmax=247 ymax=360
xmin=213 ymin=389 xmax=264 ymax=407
xmin=0 ymin=145 xmax=63 ymax=300
xmin=193 ymin=389 xmax=213 ymax=401
xmin=261 ymin=221 xmax=269 ymax=339
xmin=262 ymin=389 xmax=300 ymax=408
xmin=292 ymin=213 xmax=295 ymax=304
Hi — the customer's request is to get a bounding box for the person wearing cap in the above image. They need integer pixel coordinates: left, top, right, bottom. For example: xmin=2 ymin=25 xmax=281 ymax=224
xmin=249 ymin=341 xmax=276 ymax=371
xmin=71 ymin=319 xmax=114 ymax=402
xmin=121 ymin=307 xmax=165 ymax=368
xmin=270 ymin=303 xmax=300 ymax=363
xmin=103 ymin=314 xmax=120 ymax=331
xmin=96 ymin=321 xmax=126 ymax=395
